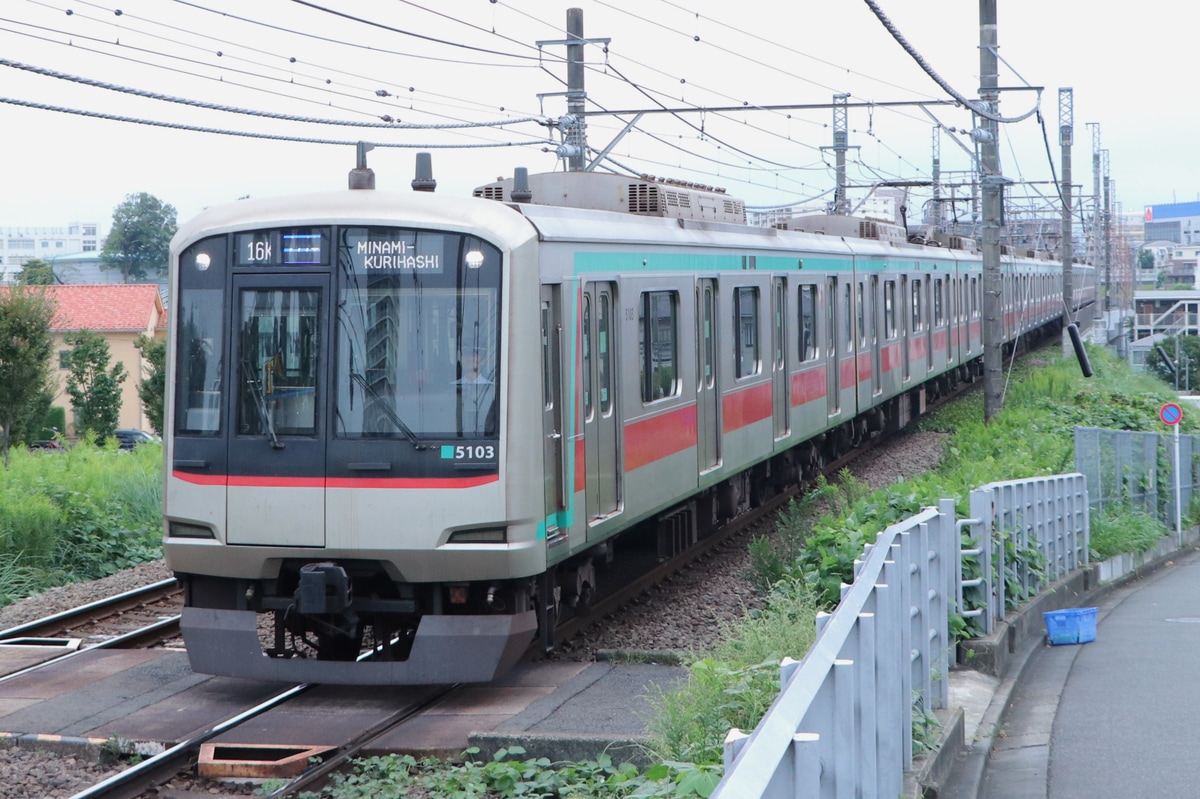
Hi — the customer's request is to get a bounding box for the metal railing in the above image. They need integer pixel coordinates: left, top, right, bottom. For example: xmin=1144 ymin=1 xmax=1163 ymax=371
xmin=961 ymin=473 xmax=1090 ymax=635
xmin=713 ymin=499 xmax=957 ymax=799
xmin=712 ymin=472 xmax=1091 ymax=797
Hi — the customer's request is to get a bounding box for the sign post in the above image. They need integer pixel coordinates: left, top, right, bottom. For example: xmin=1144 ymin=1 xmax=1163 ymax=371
xmin=1161 ymin=403 xmax=1184 ymax=545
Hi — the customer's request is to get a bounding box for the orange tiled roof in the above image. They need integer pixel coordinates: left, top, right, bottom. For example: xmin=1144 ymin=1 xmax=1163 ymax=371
xmin=38 ymin=284 xmax=165 ymax=333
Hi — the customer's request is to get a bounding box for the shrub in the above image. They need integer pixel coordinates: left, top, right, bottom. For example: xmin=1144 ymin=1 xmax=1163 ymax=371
xmin=1088 ymin=505 xmax=1168 ymax=561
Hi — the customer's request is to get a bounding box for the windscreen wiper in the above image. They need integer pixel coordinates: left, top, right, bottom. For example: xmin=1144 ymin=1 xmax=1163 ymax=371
xmin=349 ymin=372 xmax=427 ymax=450
xmin=240 ymin=357 xmax=284 ymax=449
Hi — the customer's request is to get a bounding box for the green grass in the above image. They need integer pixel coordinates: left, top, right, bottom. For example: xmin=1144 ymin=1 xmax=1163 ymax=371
xmin=0 ymin=440 xmax=163 ymax=605
xmin=1088 ymin=505 xmax=1169 ymax=560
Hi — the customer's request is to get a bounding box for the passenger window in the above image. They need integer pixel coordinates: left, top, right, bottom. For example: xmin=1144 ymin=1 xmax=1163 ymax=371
xmin=857 ymin=283 xmax=866 ymax=346
xmin=798 ymin=284 xmax=817 ymax=362
xmin=844 ymin=284 xmax=852 ymax=348
xmin=639 ymin=291 xmax=678 ymax=402
xmin=911 ymin=279 xmax=923 ymax=332
xmin=582 ymin=294 xmax=593 ymax=419
xmin=734 ymin=287 xmax=760 ymax=378
xmin=884 ymin=280 xmax=897 ymax=339
xmin=599 ymin=293 xmax=613 ymax=414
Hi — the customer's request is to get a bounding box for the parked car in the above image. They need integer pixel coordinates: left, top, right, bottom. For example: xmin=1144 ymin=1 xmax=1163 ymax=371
xmin=114 ymin=429 xmax=155 ymax=450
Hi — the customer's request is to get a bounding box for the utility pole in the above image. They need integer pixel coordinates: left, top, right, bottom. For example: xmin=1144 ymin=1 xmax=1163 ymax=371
xmin=931 ymin=127 xmax=943 ymax=230
xmin=1059 ymin=88 xmax=1073 ymax=330
xmin=538 ymin=10 xmax=608 ymax=171
xmin=1088 ymin=124 xmax=1102 ymax=299
xmin=824 ymin=93 xmax=851 ymax=215
xmin=565 ymin=9 xmax=586 ymax=172
xmin=979 ymin=0 xmax=1005 ymax=422
xmin=1102 ymin=152 xmax=1112 ymax=311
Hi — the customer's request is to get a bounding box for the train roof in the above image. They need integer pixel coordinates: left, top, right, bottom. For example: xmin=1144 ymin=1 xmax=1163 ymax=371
xmin=473 ymin=171 xmax=746 ymax=224
xmin=170 ymin=174 xmax=1067 ymax=270
xmin=170 ymin=189 xmax=539 ymax=255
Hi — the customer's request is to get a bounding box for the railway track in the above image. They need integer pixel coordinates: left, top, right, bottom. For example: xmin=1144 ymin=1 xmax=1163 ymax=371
xmin=0 ymin=578 xmax=182 ymax=645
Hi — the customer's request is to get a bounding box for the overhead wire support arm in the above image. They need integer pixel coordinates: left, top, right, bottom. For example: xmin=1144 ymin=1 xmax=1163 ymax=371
xmin=585 ymin=112 xmax=645 ymax=172
xmin=574 ymin=99 xmax=958 ymax=117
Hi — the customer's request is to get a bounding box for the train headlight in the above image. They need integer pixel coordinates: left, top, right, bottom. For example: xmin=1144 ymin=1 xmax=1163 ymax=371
xmin=464 ymin=250 xmax=484 ymax=269
xmin=169 ymin=521 xmax=216 ymax=539
xmin=194 ymin=253 xmax=211 ymax=272
xmin=447 ymin=527 xmax=507 ymax=544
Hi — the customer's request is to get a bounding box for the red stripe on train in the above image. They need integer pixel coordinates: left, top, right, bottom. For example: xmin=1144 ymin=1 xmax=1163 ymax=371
xmin=624 ymin=405 xmax=697 ymax=471
xmin=575 ymin=436 xmax=586 ymax=493
xmin=171 ymin=472 xmax=499 ymax=489
xmin=840 ymin=357 xmax=856 ymax=387
xmin=791 ymin=368 xmax=825 ymax=407
xmin=855 ymin=352 xmax=873 ymax=382
xmin=723 ymin=382 xmax=772 ymax=433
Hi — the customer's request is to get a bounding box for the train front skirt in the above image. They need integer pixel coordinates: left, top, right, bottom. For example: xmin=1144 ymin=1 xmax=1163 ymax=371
xmin=180 ymin=607 xmax=538 ymax=685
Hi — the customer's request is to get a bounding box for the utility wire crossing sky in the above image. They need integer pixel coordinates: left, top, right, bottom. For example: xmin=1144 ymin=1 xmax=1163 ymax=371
xmin=0 ymin=0 xmax=1193 ymax=231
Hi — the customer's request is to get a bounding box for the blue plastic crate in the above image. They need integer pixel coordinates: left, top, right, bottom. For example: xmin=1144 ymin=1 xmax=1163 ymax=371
xmin=1043 ymin=607 xmax=1098 ymax=645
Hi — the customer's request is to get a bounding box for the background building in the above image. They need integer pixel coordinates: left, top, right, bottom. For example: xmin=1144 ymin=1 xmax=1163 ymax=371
xmin=1143 ymin=203 xmax=1200 ymax=245
xmin=0 ymin=223 xmax=104 ymax=285
xmin=43 ymin=284 xmax=166 ymax=437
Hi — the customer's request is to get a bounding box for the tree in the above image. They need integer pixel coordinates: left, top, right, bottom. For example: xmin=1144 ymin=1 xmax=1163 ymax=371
xmin=101 ymin=192 xmax=178 ymax=283
xmin=134 ymin=334 xmax=166 ymax=435
xmin=64 ymin=330 xmax=127 ymax=441
xmin=1144 ymin=334 xmax=1200 ymax=392
xmin=0 ymin=287 xmax=57 ymax=467
xmin=19 ymin=258 xmax=57 ymax=285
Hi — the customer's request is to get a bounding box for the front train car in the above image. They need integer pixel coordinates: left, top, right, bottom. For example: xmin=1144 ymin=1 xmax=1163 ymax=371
xmin=163 ymin=187 xmax=545 ymax=684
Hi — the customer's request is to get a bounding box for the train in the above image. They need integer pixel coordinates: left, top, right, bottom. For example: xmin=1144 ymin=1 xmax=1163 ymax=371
xmin=162 ymin=156 xmax=1097 ymax=684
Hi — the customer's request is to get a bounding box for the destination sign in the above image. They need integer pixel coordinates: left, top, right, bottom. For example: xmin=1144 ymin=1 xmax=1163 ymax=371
xmin=356 ymin=238 xmax=442 ymax=272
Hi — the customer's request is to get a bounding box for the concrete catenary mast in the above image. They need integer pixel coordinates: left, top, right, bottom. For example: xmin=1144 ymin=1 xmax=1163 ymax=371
xmin=979 ymin=0 xmax=1005 ymax=421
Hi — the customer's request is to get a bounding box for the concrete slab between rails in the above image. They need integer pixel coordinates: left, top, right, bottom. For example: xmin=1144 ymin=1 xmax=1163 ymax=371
xmin=0 ymin=639 xmax=82 ymax=676
xmin=0 ymin=731 xmax=166 ymax=760
xmin=466 ymin=660 xmax=689 ymax=769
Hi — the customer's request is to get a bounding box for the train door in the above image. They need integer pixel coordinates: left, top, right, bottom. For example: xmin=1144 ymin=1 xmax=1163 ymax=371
xmin=540 ymin=286 xmax=567 ymax=543
xmin=227 ymin=273 xmax=329 ymax=546
xmin=697 ymin=278 xmax=721 ymax=472
xmin=923 ymin=277 xmax=934 ymax=370
xmin=771 ymin=277 xmax=789 ymax=440
xmin=945 ymin=273 xmax=955 ymax=359
xmin=870 ymin=275 xmax=882 ymax=396
xmin=900 ymin=275 xmax=911 ymax=382
xmin=826 ymin=276 xmax=840 ymax=416
xmin=583 ymin=282 xmax=620 ymax=525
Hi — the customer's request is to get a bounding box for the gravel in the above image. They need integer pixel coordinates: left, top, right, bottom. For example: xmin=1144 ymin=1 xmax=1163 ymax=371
xmin=0 ymin=430 xmax=948 ymax=796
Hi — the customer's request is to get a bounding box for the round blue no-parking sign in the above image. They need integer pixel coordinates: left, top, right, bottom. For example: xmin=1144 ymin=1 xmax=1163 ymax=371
xmin=1161 ymin=402 xmax=1183 ymax=426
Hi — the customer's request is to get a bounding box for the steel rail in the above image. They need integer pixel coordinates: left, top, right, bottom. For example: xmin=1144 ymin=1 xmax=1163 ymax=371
xmin=0 ymin=578 xmax=180 ymax=641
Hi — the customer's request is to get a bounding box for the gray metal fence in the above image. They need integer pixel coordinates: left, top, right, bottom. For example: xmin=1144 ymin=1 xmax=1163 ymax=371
xmin=1074 ymin=425 xmax=1200 ymax=530
xmin=713 ymin=500 xmax=958 ymax=799
xmin=712 ymin=473 xmax=1090 ymax=798
xmin=959 ymin=473 xmax=1089 ymax=635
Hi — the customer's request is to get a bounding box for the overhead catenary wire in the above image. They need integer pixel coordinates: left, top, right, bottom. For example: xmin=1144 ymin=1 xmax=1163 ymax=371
xmin=862 ymin=0 xmax=1040 ymax=125
xmin=0 ymin=95 xmax=556 ymax=149
xmin=0 ymin=58 xmax=549 ymax=131
xmin=0 ymin=0 xmax=1104 ymax=224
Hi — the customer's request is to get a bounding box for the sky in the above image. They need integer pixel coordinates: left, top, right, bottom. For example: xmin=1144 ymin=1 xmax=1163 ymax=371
xmin=0 ymin=1 xmax=1194 ymax=236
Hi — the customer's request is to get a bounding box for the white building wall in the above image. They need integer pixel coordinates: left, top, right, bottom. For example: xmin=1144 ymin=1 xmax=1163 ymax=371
xmin=1 ymin=224 xmax=102 ymax=267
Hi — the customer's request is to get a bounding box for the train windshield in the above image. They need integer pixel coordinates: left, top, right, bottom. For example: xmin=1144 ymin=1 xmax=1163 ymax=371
xmin=334 ymin=226 xmax=502 ymax=439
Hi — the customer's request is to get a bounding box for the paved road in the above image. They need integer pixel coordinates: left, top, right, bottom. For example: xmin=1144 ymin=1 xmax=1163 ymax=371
xmin=980 ymin=547 xmax=1200 ymax=799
